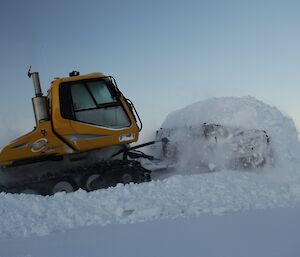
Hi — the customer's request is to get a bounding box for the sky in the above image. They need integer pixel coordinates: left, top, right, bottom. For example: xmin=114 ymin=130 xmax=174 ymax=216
xmin=0 ymin=0 xmax=300 ymax=145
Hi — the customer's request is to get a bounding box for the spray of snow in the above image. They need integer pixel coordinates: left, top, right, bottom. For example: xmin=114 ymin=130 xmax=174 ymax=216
xmin=160 ymin=96 xmax=300 ymax=176
xmin=0 ymin=119 xmax=33 ymax=148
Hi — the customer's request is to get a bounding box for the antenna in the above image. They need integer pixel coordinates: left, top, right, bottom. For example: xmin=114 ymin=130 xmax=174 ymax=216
xmin=27 ymin=65 xmax=32 ymax=78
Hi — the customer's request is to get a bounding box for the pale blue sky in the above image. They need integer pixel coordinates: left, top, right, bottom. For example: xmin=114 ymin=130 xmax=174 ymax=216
xmin=0 ymin=0 xmax=300 ymax=144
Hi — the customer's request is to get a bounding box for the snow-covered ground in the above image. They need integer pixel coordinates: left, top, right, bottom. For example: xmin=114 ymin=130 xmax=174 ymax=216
xmin=1 ymin=170 xmax=300 ymax=240
xmin=1 ymin=96 xmax=300 ymax=257
xmin=1 ymin=207 xmax=300 ymax=257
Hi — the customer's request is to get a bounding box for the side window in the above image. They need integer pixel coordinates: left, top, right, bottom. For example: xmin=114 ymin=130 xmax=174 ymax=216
xmin=70 ymin=83 xmax=96 ymax=111
xmin=87 ymin=80 xmax=117 ymax=105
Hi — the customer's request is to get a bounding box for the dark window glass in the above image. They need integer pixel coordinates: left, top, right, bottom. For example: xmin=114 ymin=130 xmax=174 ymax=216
xmin=68 ymin=79 xmax=130 ymax=128
xmin=87 ymin=80 xmax=117 ymax=105
xmin=71 ymin=83 xmax=96 ymax=111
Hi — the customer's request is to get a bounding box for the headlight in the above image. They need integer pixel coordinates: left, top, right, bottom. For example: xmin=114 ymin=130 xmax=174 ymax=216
xmin=119 ymin=133 xmax=134 ymax=142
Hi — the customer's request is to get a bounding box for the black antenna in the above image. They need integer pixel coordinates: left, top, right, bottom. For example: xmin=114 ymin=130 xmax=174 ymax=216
xmin=27 ymin=65 xmax=32 ymax=78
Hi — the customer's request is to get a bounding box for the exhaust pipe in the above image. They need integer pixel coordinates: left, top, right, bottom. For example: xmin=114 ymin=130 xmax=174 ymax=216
xmin=31 ymin=72 xmax=43 ymax=97
xmin=28 ymin=68 xmax=49 ymax=125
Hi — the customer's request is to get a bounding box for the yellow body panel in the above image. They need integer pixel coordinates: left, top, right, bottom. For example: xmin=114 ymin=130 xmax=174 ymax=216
xmin=0 ymin=121 xmax=71 ymax=167
xmin=0 ymin=72 xmax=139 ymax=167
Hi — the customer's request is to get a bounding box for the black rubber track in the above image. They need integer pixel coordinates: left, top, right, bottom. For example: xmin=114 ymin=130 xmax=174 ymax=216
xmin=0 ymin=160 xmax=151 ymax=196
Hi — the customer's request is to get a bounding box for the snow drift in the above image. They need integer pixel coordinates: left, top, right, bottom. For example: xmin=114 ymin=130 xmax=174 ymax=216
xmin=1 ymin=96 xmax=300 ymax=240
xmin=1 ymin=171 xmax=300 ymax=239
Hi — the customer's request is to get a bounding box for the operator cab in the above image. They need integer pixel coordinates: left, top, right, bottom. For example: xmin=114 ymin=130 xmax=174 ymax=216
xmin=59 ymin=77 xmax=131 ymax=129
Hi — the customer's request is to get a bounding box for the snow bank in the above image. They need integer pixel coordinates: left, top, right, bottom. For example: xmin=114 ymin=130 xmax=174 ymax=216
xmin=1 ymin=170 xmax=300 ymax=239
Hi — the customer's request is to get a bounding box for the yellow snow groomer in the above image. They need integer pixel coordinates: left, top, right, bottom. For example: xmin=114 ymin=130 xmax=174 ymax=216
xmin=0 ymin=69 xmax=151 ymax=195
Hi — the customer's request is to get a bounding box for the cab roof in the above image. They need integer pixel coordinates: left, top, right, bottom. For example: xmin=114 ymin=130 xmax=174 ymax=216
xmin=48 ymin=72 xmax=107 ymax=92
xmin=52 ymin=72 xmax=106 ymax=84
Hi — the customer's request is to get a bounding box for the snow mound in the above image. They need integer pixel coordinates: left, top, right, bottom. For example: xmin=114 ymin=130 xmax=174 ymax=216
xmin=161 ymin=96 xmax=300 ymax=170
xmin=1 ymin=171 xmax=300 ymax=239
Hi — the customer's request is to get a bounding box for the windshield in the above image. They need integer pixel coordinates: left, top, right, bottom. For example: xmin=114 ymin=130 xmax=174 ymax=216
xmin=60 ymin=79 xmax=131 ymax=128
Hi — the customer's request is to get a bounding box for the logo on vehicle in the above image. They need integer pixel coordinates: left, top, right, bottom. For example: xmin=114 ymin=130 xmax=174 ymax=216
xmin=31 ymin=138 xmax=48 ymax=152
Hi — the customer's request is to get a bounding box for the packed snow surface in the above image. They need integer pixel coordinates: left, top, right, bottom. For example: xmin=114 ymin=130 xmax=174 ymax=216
xmin=2 ymin=207 xmax=300 ymax=257
xmin=1 ymin=96 xmax=300 ymax=240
